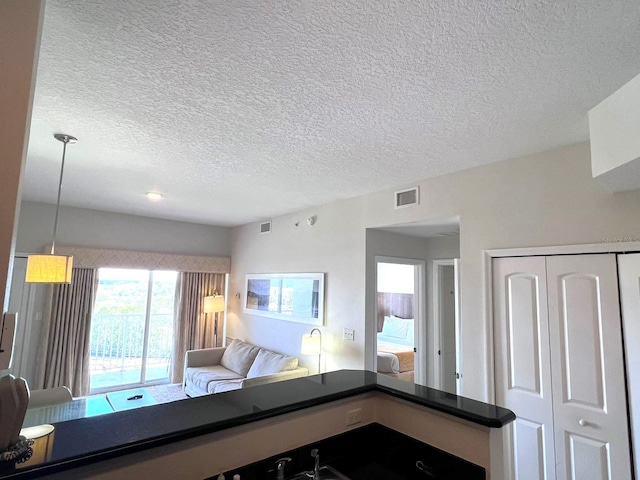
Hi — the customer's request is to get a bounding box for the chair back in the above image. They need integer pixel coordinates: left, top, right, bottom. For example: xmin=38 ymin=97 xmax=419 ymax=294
xmin=28 ymin=386 xmax=73 ymax=408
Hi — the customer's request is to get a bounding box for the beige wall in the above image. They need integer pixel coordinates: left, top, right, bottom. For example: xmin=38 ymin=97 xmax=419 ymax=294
xmin=230 ymin=142 xmax=640 ymax=401
xmin=0 ymin=1 xmax=43 ymax=311
xmin=16 ymin=201 xmax=232 ymax=257
xmin=228 ymin=196 xmax=368 ymax=373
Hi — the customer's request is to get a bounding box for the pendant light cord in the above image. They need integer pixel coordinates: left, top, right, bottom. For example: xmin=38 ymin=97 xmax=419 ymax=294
xmin=50 ymin=138 xmax=68 ymax=255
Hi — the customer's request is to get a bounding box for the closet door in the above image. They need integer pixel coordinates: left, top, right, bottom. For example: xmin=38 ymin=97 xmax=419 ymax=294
xmin=617 ymin=253 xmax=640 ymax=480
xmin=493 ymin=256 xmax=556 ymax=480
xmin=546 ymin=254 xmax=631 ymax=480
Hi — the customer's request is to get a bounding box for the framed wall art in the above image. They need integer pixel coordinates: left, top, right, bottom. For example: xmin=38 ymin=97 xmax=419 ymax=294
xmin=243 ymin=273 xmax=325 ymax=325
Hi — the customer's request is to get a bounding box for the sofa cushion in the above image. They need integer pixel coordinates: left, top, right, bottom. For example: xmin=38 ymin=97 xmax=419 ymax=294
xmin=246 ymin=349 xmax=299 ymax=378
xmin=220 ymin=339 xmax=261 ymax=377
xmin=185 ymin=365 xmax=243 ymax=393
xmin=213 ymin=379 xmax=245 ymax=393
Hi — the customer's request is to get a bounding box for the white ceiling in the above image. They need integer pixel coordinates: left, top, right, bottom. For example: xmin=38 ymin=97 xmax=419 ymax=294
xmin=22 ymin=0 xmax=640 ymax=227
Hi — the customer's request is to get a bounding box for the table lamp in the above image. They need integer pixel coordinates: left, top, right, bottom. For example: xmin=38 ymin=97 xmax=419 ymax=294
xmin=301 ymin=328 xmax=322 ymax=374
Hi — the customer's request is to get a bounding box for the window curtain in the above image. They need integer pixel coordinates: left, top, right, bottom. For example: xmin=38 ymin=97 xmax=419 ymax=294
xmin=170 ymin=272 xmax=226 ymax=383
xmin=34 ymin=268 xmax=98 ymax=397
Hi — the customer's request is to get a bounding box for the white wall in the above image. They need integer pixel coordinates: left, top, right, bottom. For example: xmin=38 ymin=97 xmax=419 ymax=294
xmin=228 ymin=197 xmax=367 ymax=373
xmin=16 ymin=201 xmax=232 ymax=256
xmin=229 ymin=141 xmax=640 ymax=402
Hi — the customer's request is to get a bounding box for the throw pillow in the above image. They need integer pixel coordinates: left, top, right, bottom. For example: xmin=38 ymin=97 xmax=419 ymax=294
xmin=220 ymin=339 xmax=261 ymax=377
xmin=246 ymin=349 xmax=298 ymax=378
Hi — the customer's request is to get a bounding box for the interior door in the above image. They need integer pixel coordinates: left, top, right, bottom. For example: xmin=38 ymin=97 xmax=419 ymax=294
xmin=440 ymin=263 xmax=456 ymax=394
xmin=546 ymin=254 xmax=631 ymax=480
xmin=618 ymin=253 xmax=640 ymax=480
xmin=494 ymin=256 xmax=556 ymax=480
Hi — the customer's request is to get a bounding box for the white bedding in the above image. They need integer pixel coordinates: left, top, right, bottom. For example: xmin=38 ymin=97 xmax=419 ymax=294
xmin=376 ymin=351 xmax=400 ymax=373
xmin=377 ymin=315 xmax=415 ymax=347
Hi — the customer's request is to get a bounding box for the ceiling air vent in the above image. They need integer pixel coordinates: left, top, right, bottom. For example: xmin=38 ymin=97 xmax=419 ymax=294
xmin=260 ymin=221 xmax=272 ymax=234
xmin=394 ymin=187 xmax=419 ymax=209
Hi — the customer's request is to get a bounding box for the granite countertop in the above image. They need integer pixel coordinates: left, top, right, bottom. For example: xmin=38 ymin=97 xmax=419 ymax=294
xmin=0 ymin=370 xmax=515 ymax=479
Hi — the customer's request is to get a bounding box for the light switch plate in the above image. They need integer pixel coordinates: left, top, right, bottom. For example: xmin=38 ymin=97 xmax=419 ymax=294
xmin=343 ymin=328 xmax=355 ymax=341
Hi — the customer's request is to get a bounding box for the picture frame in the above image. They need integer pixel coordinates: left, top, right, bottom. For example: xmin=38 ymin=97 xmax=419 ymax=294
xmin=243 ymin=273 xmax=325 ymax=325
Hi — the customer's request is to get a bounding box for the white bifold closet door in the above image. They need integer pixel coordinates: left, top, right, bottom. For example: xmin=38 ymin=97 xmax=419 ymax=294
xmin=618 ymin=253 xmax=640 ymax=480
xmin=494 ymin=254 xmax=632 ymax=480
xmin=494 ymin=256 xmax=556 ymax=480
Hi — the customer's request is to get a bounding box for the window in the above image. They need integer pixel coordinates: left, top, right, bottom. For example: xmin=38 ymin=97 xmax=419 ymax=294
xmin=89 ymin=268 xmax=177 ymax=392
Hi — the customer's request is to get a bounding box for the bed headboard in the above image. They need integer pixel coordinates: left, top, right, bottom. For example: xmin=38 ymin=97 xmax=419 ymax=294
xmin=377 ymin=292 xmax=414 ymax=332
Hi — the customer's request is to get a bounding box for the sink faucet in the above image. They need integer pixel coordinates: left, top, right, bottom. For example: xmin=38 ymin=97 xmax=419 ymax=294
xmin=275 ymin=457 xmax=291 ymax=480
xmin=311 ymin=449 xmax=320 ymax=480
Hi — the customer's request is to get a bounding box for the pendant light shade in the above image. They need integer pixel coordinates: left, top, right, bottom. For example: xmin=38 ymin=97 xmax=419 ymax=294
xmin=25 ymin=133 xmax=77 ymax=284
xmin=25 ymin=254 xmax=73 ymax=284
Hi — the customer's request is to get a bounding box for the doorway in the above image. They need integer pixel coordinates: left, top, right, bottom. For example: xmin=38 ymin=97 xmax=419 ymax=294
xmin=374 ymin=256 xmax=425 ymax=384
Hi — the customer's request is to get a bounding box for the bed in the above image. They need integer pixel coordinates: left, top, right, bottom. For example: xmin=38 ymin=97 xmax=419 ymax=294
xmin=376 ymin=292 xmax=415 ymax=382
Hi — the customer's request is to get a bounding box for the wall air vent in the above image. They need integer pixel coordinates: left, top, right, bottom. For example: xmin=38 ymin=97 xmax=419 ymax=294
xmin=394 ymin=187 xmax=419 ymax=209
xmin=260 ymin=221 xmax=272 ymax=234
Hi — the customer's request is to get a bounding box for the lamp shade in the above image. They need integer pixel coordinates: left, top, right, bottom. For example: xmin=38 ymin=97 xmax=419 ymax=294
xmin=17 ymin=424 xmax=55 ymax=468
xmin=25 ymin=255 xmax=73 ymax=284
xmin=203 ymin=295 xmax=225 ymax=313
xmin=301 ymin=333 xmax=321 ymax=356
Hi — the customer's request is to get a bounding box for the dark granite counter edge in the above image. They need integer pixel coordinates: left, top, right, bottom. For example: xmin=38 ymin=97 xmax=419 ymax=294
xmin=373 ymin=384 xmax=516 ymax=428
xmin=2 ymin=372 xmax=515 ymax=479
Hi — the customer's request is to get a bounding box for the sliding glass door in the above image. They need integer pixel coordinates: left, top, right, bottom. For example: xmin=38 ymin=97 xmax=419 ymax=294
xmin=89 ymin=268 xmax=177 ymax=393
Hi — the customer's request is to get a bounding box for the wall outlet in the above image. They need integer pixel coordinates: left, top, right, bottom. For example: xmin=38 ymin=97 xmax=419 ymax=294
xmin=343 ymin=328 xmax=355 ymax=341
xmin=346 ymin=408 xmax=362 ymax=426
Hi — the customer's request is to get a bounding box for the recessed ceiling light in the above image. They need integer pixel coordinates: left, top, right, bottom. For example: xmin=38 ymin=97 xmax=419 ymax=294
xmin=146 ymin=191 xmax=163 ymax=201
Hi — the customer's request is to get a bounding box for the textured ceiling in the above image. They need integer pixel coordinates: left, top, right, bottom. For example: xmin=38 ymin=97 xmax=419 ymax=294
xmin=22 ymin=0 xmax=640 ymax=227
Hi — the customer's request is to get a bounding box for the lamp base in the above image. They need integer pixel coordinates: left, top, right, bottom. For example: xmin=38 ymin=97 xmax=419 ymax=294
xmin=0 ymin=437 xmax=33 ymax=464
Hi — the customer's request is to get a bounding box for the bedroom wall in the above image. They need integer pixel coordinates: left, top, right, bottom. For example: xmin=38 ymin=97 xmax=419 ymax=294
xmin=16 ymin=201 xmax=232 ymax=256
xmin=229 ymin=141 xmax=640 ymax=402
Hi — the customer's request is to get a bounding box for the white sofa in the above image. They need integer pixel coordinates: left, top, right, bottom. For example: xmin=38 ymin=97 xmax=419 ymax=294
xmin=183 ymin=338 xmax=309 ymax=397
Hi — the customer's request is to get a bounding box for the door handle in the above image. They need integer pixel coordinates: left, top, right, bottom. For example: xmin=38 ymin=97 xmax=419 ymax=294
xmin=455 ymin=372 xmax=460 ymax=379
xmin=578 ymin=419 xmax=589 ymax=427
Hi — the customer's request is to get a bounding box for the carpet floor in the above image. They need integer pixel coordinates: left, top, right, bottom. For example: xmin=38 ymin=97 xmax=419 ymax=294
xmin=86 ymin=383 xmax=189 ymax=406
xmin=143 ymin=383 xmax=190 ymax=404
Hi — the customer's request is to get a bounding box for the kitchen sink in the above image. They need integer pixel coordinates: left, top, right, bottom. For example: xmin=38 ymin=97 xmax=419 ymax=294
xmin=287 ymin=465 xmax=351 ymax=480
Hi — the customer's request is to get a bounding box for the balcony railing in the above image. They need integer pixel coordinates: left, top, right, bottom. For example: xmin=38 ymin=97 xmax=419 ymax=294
xmin=89 ymin=313 xmax=173 ymax=390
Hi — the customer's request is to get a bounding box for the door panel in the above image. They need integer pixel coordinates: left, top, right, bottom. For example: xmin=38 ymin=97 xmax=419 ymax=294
xmin=514 ymin=418 xmax=548 ymax=480
xmin=507 ymin=273 xmax=544 ymax=395
xmin=556 ymin=274 xmax=605 ymax=409
xmin=617 ymin=253 xmax=640 ymax=480
xmin=546 ymin=254 xmax=631 ymax=480
xmin=566 ymin=433 xmax=611 ymax=480
xmin=494 ymin=256 xmax=555 ymax=480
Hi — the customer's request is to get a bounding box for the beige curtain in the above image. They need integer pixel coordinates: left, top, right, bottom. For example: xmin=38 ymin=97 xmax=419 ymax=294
xmin=35 ymin=268 xmax=98 ymax=397
xmin=170 ymin=272 xmax=226 ymax=383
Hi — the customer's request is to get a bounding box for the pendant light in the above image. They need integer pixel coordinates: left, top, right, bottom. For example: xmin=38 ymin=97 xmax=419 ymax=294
xmin=25 ymin=134 xmax=77 ymax=284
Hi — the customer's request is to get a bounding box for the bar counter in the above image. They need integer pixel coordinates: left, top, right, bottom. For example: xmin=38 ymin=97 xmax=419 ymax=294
xmin=0 ymin=370 xmax=515 ymax=479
